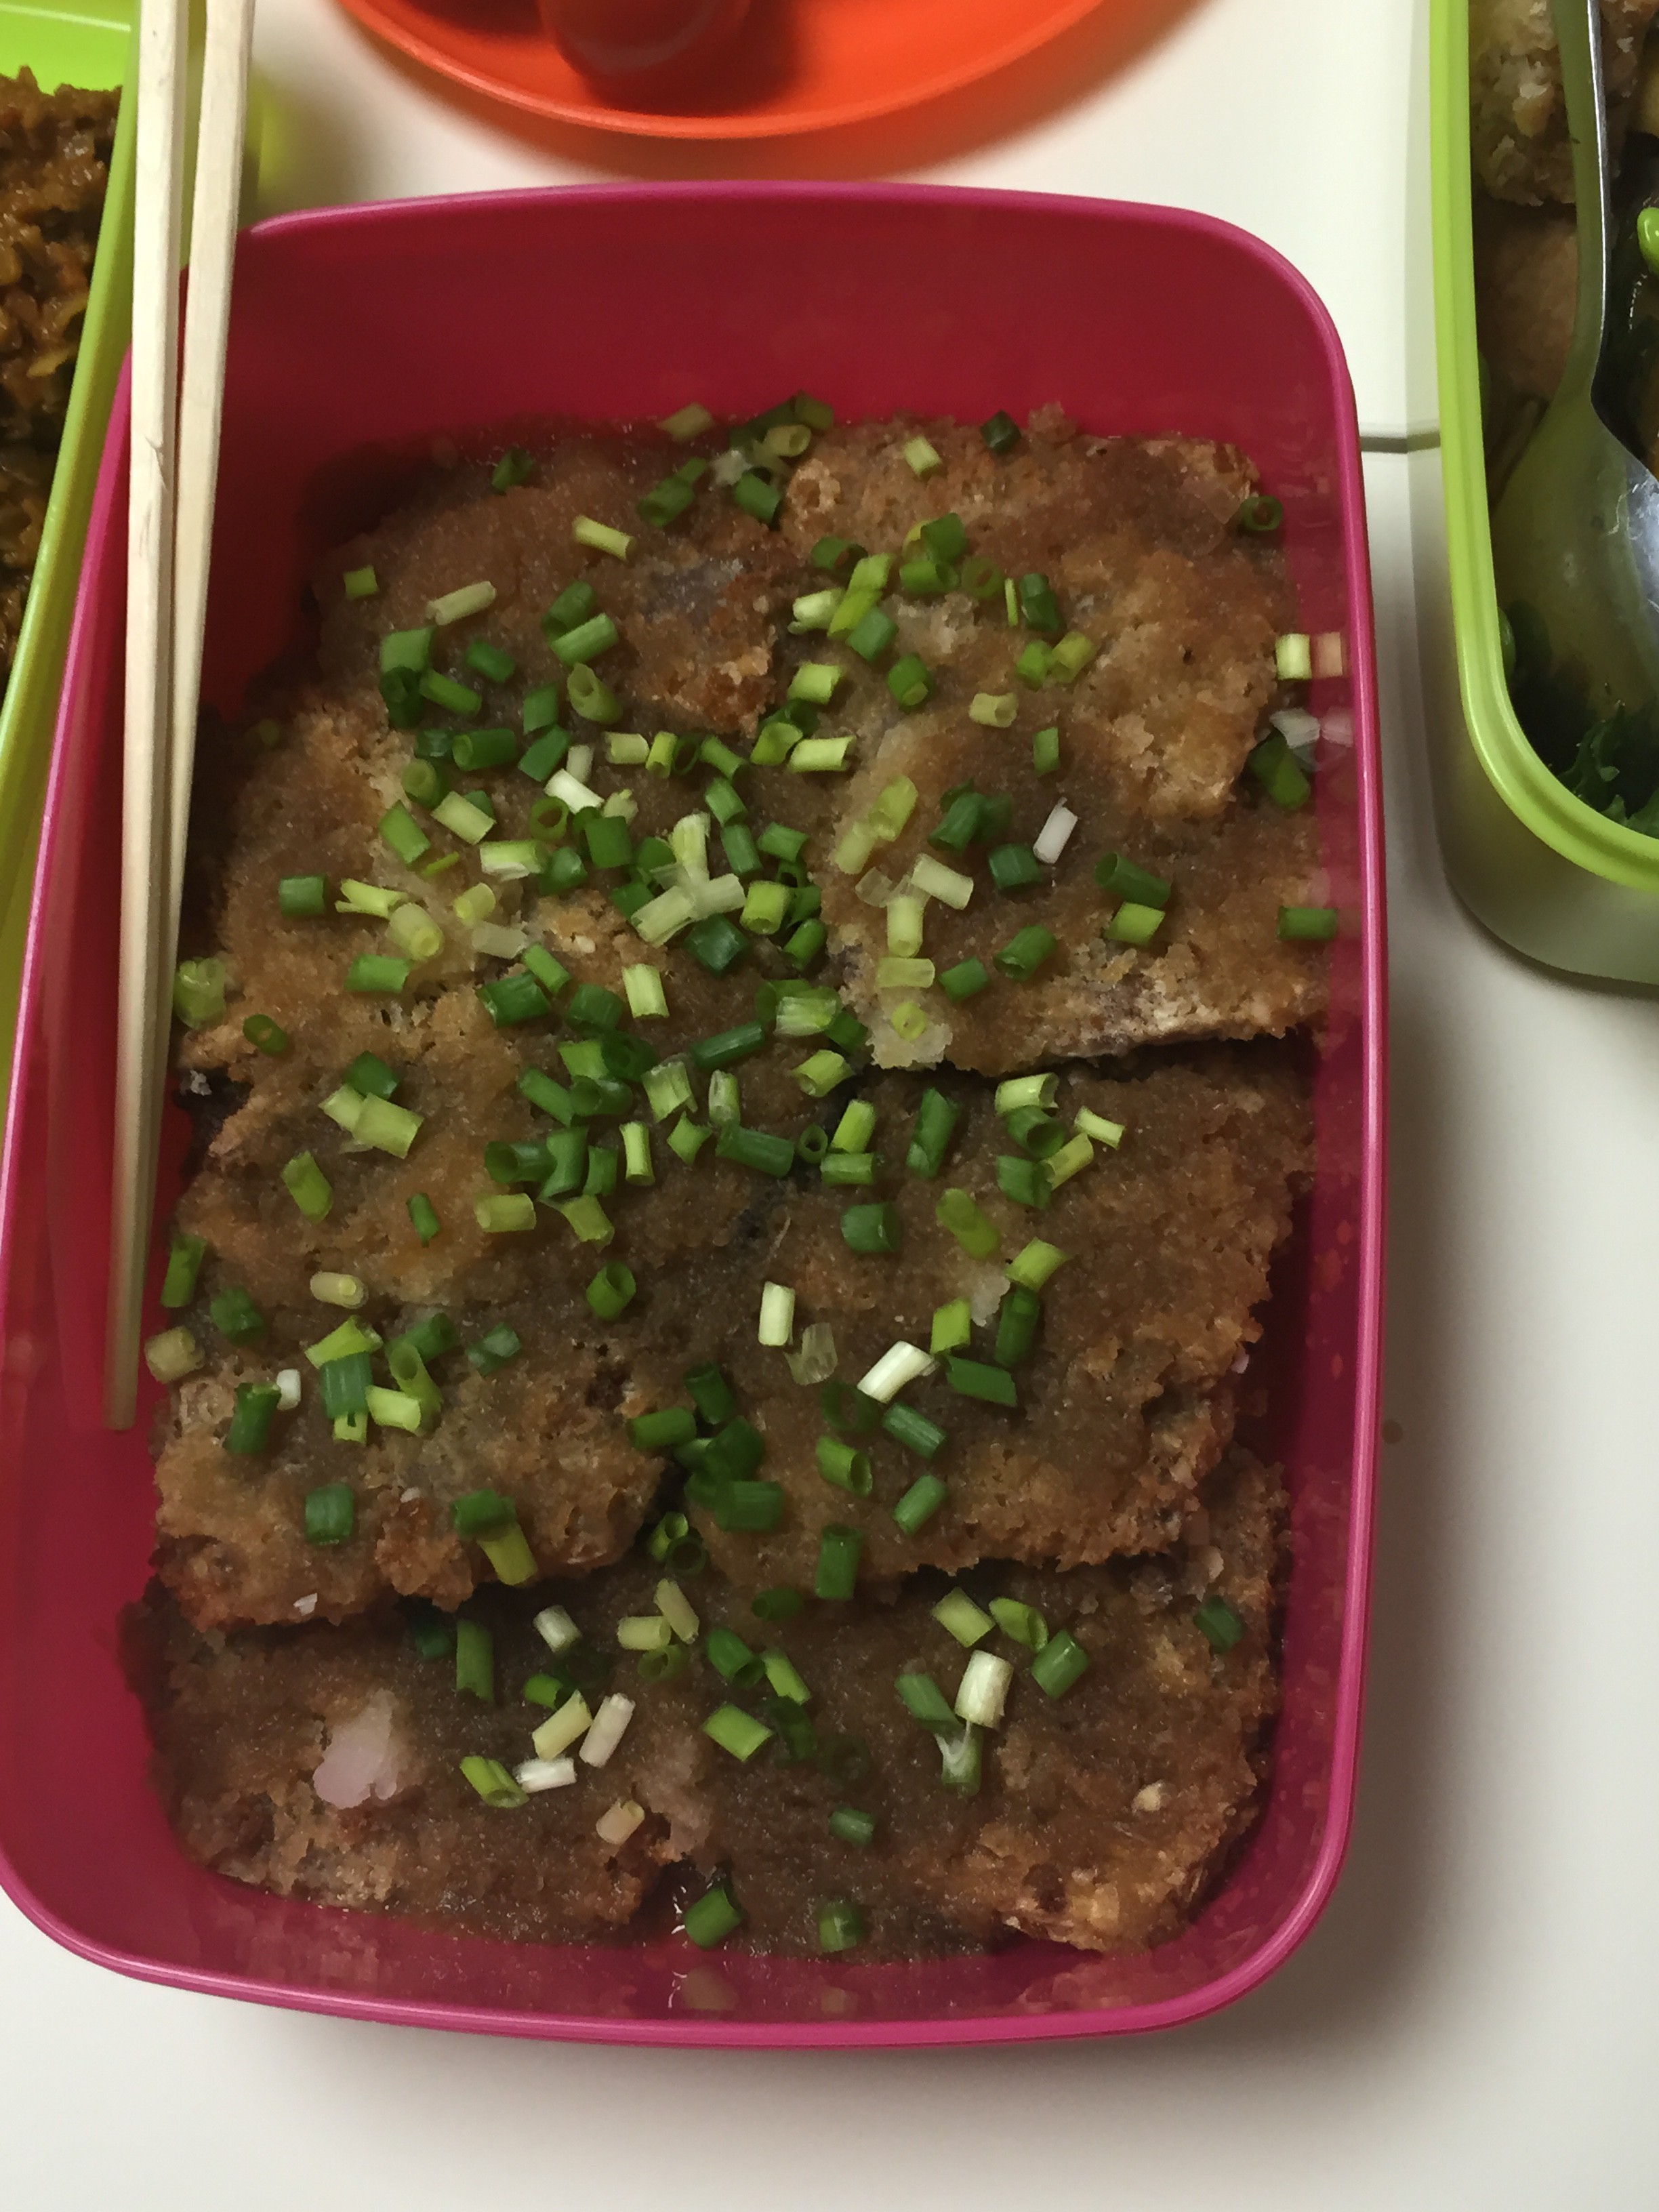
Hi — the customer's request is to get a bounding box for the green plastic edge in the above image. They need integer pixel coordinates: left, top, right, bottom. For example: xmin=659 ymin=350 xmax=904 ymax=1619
xmin=0 ymin=1 xmax=134 ymax=1103
xmin=1433 ymin=0 xmax=1659 ymax=894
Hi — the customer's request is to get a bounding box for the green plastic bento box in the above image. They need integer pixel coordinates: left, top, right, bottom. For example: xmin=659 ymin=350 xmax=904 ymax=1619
xmin=1429 ymin=0 xmax=1659 ymax=980
xmin=0 ymin=0 xmax=134 ymax=1106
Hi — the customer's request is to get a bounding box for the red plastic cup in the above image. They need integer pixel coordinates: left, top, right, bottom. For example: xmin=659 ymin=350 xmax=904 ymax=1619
xmin=535 ymin=0 xmax=751 ymax=93
xmin=0 ymin=183 xmax=1386 ymax=2047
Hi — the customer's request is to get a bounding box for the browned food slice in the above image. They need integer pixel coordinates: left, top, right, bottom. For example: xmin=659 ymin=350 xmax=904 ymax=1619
xmin=676 ymin=1051 xmax=1309 ymax=1590
xmin=314 ymin=435 xmax=801 ymax=733
xmin=766 ymin=415 xmax=1322 ymax=1073
xmin=1473 ymin=193 xmax=1578 ymax=405
xmin=152 ymin=1293 xmax=702 ymax=1631
xmin=130 ymin=1452 xmax=1282 ymax=1961
xmin=125 ymin=1561 xmax=699 ymax=1948
xmin=781 ymin=413 xmax=1291 ymax=825
xmin=1471 ymin=0 xmax=1658 ymax=205
xmin=690 ymin=1448 xmax=1284 ymax=1958
xmin=819 ymin=730 xmax=1325 ymax=1077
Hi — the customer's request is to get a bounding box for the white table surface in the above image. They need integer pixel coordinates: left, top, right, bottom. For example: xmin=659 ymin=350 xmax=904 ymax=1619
xmin=9 ymin=2 xmax=1658 ymax=2204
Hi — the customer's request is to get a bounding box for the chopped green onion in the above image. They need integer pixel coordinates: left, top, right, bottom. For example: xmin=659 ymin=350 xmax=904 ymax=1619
xmin=896 ymin=1672 xmax=958 ymax=1733
xmin=995 ymin=926 xmax=1057 ymax=980
xmin=241 ymin=1012 xmax=289 ymax=1057
xmin=968 ymin=691 xmax=1016 ymax=728
xmin=947 ymin=1356 xmax=1018 ymax=1407
xmin=1195 ymin=1595 xmax=1246 ymax=1652
xmin=933 ymin=1589 xmax=993 ymax=1646
xmin=550 ymin=612 xmax=619 ymax=670
xmin=557 ymin=1195 xmax=614 ymax=1244
xmin=459 ymin=1756 xmax=525 ymax=1809
xmin=989 ymin=843 xmax=1042 ymax=894
xmin=758 ymin=1281 xmax=796 ymax=1347
xmin=281 ymin=1151 xmax=332 ymax=1221
xmin=856 ymin=1341 xmax=937 ymax=1404
xmin=1107 ymin=901 xmax=1165 ymax=946
xmin=1015 ymin=639 xmax=1051 ymax=687
xmin=365 ymin=1385 xmax=424 ymax=1434
xmin=304 ymin=1483 xmax=356 ymax=1546
xmin=816 ymin=1436 xmax=873 ymax=1495
xmin=668 ymin=1116 xmax=712 ymax=1164
xmin=939 ymin=958 xmax=989 ymax=1004
xmin=1275 ymin=632 xmax=1313 ymax=681
xmin=893 ymin=1473 xmax=948 ymax=1534
xmin=994 ymin=1284 xmax=1042 ymax=1367
xmin=224 ymin=1382 xmax=281 ymax=1456
xmin=278 ymin=874 xmax=326 ymax=918
xmin=586 ymin=1261 xmax=636 ymax=1319
xmin=840 ymin=1202 xmax=901 ymax=1255
xmin=909 ymin=853 xmax=973 ymax=909
xmin=816 ymin=1898 xmax=865 ymax=1954
xmin=794 ymin=1049 xmax=850 ymax=1099
xmin=815 ymin=1524 xmax=863 ymax=1601
xmin=905 ymin=1088 xmax=961 ymax=1179
xmin=1030 ymin=1629 xmax=1090 ymax=1698
xmin=342 ymin=564 xmax=378 ymax=600
xmin=715 ymin=1124 xmax=794 ymax=1177
xmin=830 ymin=1806 xmax=877 ymax=1848
xmin=1248 ymin=729 xmax=1312 ymax=809
xmin=930 ymin=1299 xmax=973 ymax=1356
xmin=476 ymin=972 xmax=552 ymax=1028
xmin=996 ymin=1153 xmax=1050 ymax=1209
xmin=1279 ymin=905 xmax=1339 ymax=941
xmin=1033 ymin=725 xmax=1061 ymax=775
xmin=630 ymin=1406 xmax=697 ymax=1453
xmin=903 ymin=435 xmax=943 ymax=476
xmin=939 ymin=1723 xmax=981 ymax=1795
xmin=989 ymin=1597 xmax=1048 ymax=1648
xmin=307 ymin=1272 xmax=363 ymax=1312
xmin=790 ymin=737 xmax=855 ymax=773
xmin=886 ymin=653 xmax=934 ymax=709
xmin=828 ymin=1100 xmax=875 ymax=1155
xmin=160 ymin=1234 xmax=207 ymax=1309
xmin=882 ymin=1403 xmax=947 ymax=1460
xmin=531 ymin=1692 xmax=593 ymax=1761
xmin=1044 ymin=1134 xmax=1093 ymax=1189
xmin=143 ymin=1327 xmax=202 ymax=1383
xmin=474 ymin=1192 xmax=536 ymax=1233
xmin=1236 ymin=493 xmax=1284 ymax=533
xmin=1018 ymin=573 xmax=1063 ymax=634
xmin=306 ymin=1317 xmax=380 ymax=1369
xmin=467 ymin=1323 xmax=522 ymax=1376
xmin=936 ymin=1188 xmax=998 ymax=1259
xmin=171 ymin=958 xmax=226 ymax=1029
xmin=683 ymin=1882 xmax=744 ymax=1948
xmin=980 ymin=409 xmax=1020 ymax=453
xmin=784 ymin=919 xmax=828 ymax=966
xmin=955 ymin=1650 xmax=1013 ymax=1727
xmin=703 ymin=1706 xmax=773 ymax=1761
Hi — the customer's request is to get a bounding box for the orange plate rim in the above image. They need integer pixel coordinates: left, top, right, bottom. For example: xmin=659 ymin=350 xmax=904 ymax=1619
xmin=331 ymin=0 xmax=1111 ymax=141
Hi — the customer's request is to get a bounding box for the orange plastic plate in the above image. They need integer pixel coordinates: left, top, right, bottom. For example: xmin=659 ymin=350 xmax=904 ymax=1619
xmin=331 ymin=0 xmax=1108 ymax=140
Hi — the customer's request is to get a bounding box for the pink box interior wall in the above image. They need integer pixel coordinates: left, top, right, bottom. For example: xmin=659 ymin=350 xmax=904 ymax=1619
xmin=0 ymin=184 xmax=1385 ymax=2046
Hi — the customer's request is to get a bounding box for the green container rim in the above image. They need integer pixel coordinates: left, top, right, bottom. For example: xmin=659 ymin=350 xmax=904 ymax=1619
xmin=0 ymin=1 xmax=134 ymax=1101
xmin=1433 ymin=0 xmax=1659 ymax=893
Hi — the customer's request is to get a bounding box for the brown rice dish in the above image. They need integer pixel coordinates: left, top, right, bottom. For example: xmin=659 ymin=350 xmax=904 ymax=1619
xmin=0 ymin=67 xmax=117 ymax=690
xmin=131 ymin=398 xmax=1333 ymax=1963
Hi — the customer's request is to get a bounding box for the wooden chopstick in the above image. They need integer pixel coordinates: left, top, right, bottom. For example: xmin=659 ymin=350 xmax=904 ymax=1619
xmin=105 ymin=0 xmax=255 ymax=1429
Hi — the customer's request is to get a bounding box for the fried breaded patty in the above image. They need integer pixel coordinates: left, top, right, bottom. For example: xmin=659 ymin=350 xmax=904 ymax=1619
xmin=1471 ymin=0 xmax=1658 ymax=205
xmin=129 ymin=1451 xmax=1282 ymax=1960
xmin=683 ymin=1052 xmax=1309 ymax=1591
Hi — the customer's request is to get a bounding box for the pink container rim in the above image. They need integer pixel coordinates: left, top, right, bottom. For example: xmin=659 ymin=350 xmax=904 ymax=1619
xmin=0 ymin=179 xmax=1386 ymax=2047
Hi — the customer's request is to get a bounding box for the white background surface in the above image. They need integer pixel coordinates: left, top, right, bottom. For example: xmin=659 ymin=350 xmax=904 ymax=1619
xmin=7 ymin=1 xmax=1658 ymax=2204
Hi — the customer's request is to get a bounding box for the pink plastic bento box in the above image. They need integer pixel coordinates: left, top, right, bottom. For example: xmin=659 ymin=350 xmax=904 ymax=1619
xmin=0 ymin=184 xmax=1385 ymax=2047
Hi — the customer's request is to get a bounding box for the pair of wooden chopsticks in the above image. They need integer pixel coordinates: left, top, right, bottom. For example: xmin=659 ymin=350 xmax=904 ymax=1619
xmin=106 ymin=0 xmax=255 ymax=1429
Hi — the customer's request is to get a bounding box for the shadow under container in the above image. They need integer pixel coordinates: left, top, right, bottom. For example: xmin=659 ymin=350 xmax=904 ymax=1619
xmin=1426 ymin=0 xmax=1659 ymax=981
xmin=0 ymin=182 xmax=1386 ymax=2047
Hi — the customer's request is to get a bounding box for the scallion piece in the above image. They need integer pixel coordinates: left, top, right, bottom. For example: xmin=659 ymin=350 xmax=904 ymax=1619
xmin=994 ymin=1284 xmax=1042 ymax=1367
xmin=816 ymin=1436 xmax=873 ymax=1496
xmin=143 ymin=1327 xmax=202 ymax=1382
xmin=474 ymin=1192 xmax=536 ymax=1233
xmin=946 ymin=1356 xmax=1018 ymax=1408
xmin=715 ymin=1124 xmax=794 ymax=1177
xmin=856 ymin=1341 xmax=936 ymax=1404
xmin=815 ymin=1523 xmax=863 ymax=1601
xmin=996 ymin=1153 xmax=1050 ymax=1209
xmin=935 ymin=1188 xmax=997 ymax=1259
xmin=1044 ymin=1134 xmax=1094 ymax=1189
xmin=840 ymin=1202 xmax=901 ymax=1255
xmin=304 ymin=1483 xmax=356 ymax=1547
xmin=1107 ymin=901 xmax=1165 ymax=946
xmin=893 ymin=1473 xmax=948 ymax=1534
xmin=668 ymin=1116 xmax=712 ymax=1164
xmin=1195 ymin=1595 xmax=1246 ymax=1652
xmin=1015 ymin=639 xmax=1051 ymax=687
xmin=881 ymin=1403 xmax=946 ymax=1461
xmin=939 ymin=958 xmax=990 ymax=1004
xmin=994 ymin=925 xmax=1057 ymax=981
xmin=466 ymin=1323 xmax=522 ymax=1377
xmin=896 ymin=1671 xmax=958 ymax=1733
xmin=1248 ymin=729 xmax=1312 ymax=809
xmin=969 ymin=692 xmax=1017 ymax=728
xmin=789 ymin=737 xmax=855 ymax=773
xmin=476 ymin=972 xmax=552 ymax=1028
xmin=586 ymin=1261 xmax=636 ymax=1319
xmin=683 ymin=1881 xmax=744 ymax=1949
xmin=989 ymin=1597 xmax=1048 ymax=1648
xmin=830 ymin=1806 xmax=877 ymax=1847
xmin=703 ymin=1706 xmax=773 ymax=1761
xmin=281 ymin=1151 xmax=332 ymax=1222
xmin=903 ymin=1088 xmax=961 ymax=1179
xmin=758 ymin=1281 xmax=796 ymax=1348
xmin=1279 ymin=905 xmax=1339 ymax=941
xmin=784 ymin=919 xmax=828 ymax=966
xmin=980 ymin=408 xmax=1020 ymax=453
xmin=278 ymin=874 xmax=326 ymax=918
xmin=1030 ymin=1628 xmax=1090 ymax=1697
xmin=224 ymin=1382 xmax=281 ymax=1456
xmin=160 ymin=1233 xmax=207 ymax=1308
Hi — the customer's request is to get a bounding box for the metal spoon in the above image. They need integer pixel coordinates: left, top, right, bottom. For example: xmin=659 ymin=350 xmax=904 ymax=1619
xmin=1490 ymin=0 xmax=1659 ymax=737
